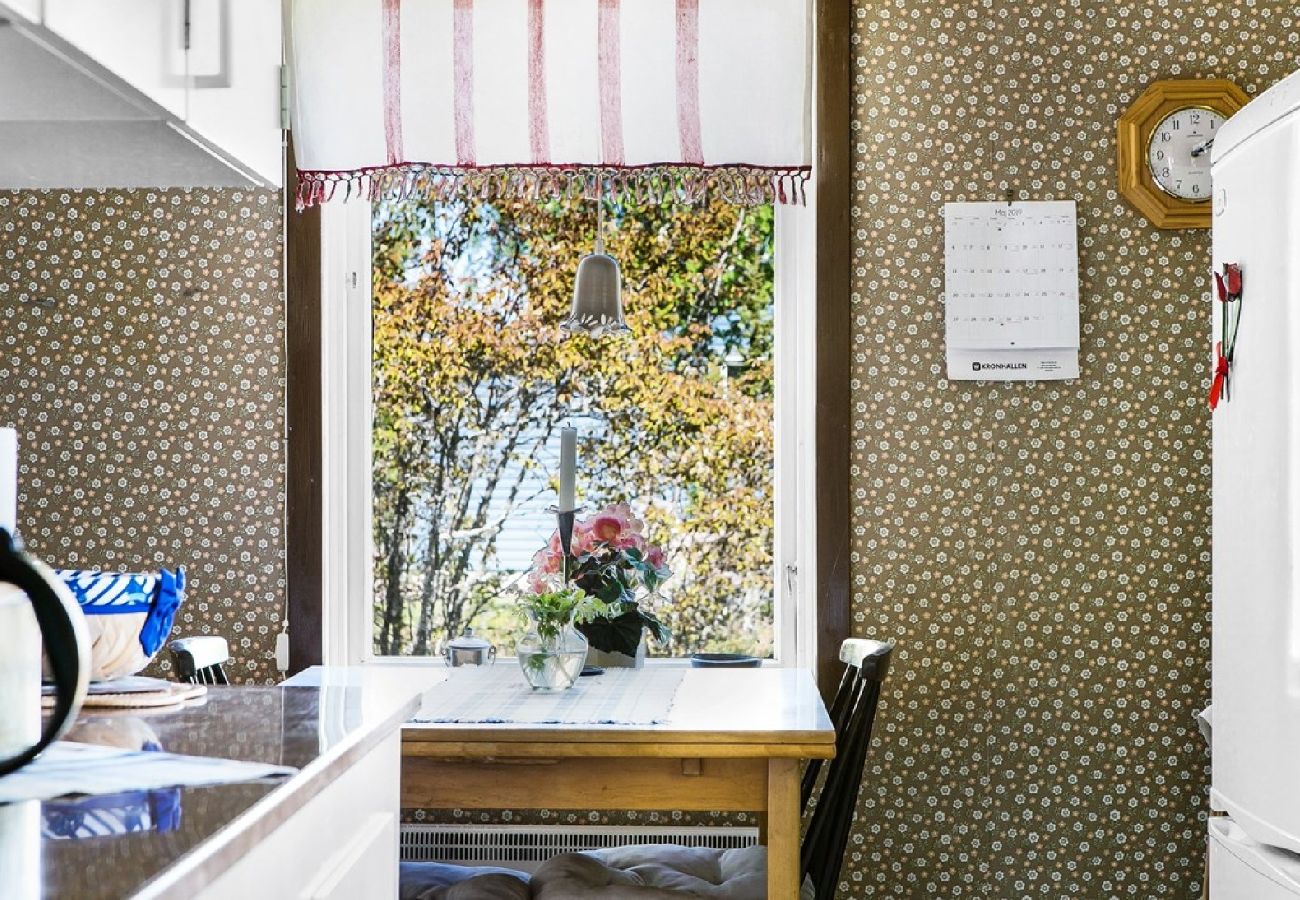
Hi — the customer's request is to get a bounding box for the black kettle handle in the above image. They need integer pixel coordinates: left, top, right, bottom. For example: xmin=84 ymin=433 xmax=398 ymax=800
xmin=0 ymin=528 xmax=88 ymax=777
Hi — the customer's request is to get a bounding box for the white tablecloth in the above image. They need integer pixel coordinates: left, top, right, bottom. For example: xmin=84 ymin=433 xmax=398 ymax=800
xmin=412 ymin=667 xmax=686 ymax=726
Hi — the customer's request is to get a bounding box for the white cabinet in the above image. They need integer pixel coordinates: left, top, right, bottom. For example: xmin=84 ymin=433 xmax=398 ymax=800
xmin=196 ymin=731 xmax=403 ymax=900
xmin=41 ymin=0 xmax=188 ymax=119
xmin=1 ymin=0 xmax=45 ymax=24
xmin=185 ymin=0 xmax=284 ymax=186
xmin=20 ymin=0 xmax=282 ymax=186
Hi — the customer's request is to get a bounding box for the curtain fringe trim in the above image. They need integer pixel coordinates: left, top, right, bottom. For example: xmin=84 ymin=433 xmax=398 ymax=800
xmin=294 ymin=164 xmax=810 ymax=210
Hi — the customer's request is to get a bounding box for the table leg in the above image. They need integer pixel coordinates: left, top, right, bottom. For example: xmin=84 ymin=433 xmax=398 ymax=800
xmin=766 ymin=758 xmax=801 ymax=898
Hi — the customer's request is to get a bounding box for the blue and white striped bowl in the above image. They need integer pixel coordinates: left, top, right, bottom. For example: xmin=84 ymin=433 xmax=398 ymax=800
xmin=55 ymin=569 xmax=186 ymax=681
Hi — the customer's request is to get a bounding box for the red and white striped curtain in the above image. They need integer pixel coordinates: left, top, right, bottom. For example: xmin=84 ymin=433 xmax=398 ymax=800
xmin=288 ymin=0 xmax=811 ymax=208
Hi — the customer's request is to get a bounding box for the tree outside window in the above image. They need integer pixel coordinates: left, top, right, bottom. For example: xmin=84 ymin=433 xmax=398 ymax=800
xmin=371 ymin=196 xmax=774 ymax=658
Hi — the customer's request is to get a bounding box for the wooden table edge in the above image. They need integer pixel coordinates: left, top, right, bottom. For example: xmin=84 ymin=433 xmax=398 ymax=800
xmin=400 ymin=739 xmax=835 ymax=760
xmin=402 ymin=725 xmax=834 ymax=746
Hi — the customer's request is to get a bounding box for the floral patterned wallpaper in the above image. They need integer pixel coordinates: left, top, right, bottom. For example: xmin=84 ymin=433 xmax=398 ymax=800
xmin=847 ymin=1 xmax=1297 ymax=897
xmin=0 ymin=189 xmax=285 ymax=683
xmin=4 ymin=2 xmax=1299 ymax=893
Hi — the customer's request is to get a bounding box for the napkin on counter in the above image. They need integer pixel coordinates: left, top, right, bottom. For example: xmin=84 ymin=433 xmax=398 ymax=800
xmin=0 ymin=742 xmax=296 ymax=804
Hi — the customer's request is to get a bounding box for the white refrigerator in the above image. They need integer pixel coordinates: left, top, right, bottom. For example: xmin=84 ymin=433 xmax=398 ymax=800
xmin=1211 ymin=66 xmax=1300 ymax=896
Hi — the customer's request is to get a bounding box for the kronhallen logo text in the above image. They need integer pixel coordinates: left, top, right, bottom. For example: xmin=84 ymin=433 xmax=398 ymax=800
xmin=972 ymin=361 xmax=1028 ymax=372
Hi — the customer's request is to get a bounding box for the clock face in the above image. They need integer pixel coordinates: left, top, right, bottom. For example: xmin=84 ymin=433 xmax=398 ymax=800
xmin=1146 ymin=106 xmax=1223 ymax=202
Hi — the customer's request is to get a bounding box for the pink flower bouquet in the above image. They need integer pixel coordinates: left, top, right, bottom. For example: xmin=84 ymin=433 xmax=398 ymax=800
xmin=529 ymin=502 xmax=671 ymax=657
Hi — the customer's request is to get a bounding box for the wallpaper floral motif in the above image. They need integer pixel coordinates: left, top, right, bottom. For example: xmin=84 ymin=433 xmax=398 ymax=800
xmin=4 ymin=2 xmax=1297 ymax=893
xmin=848 ymin=2 xmax=1296 ymax=897
xmin=0 ymin=189 xmax=285 ymax=683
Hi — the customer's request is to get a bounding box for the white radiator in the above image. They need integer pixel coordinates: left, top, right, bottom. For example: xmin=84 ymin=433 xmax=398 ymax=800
xmin=400 ymin=824 xmax=760 ymax=873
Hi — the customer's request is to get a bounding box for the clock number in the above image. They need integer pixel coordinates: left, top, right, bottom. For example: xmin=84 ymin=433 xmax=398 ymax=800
xmin=1146 ymin=108 xmax=1222 ymax=201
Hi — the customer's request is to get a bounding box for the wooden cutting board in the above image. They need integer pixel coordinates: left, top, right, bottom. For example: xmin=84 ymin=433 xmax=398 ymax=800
xmin=42 ymin=681 xmax=207 ymax=709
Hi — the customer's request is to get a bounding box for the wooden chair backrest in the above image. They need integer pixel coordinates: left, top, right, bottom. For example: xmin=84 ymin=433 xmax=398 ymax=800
xmin=168 ymin=635 xmax=231 ymax=685
xmin=800 ymin=638 xmax=893 ymax=898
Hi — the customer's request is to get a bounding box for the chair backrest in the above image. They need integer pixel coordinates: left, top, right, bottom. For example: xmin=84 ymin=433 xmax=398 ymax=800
xmin=800 ymin=638 xmax=893 ymax=899
xmin=167 ymin=635 xmax=231 ymax=685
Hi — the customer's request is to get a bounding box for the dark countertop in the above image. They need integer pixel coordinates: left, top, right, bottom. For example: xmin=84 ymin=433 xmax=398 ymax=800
xmin=18 ymin=667 xmax=430 ymax=900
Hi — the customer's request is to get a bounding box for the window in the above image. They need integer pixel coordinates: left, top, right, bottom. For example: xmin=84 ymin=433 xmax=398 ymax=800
xmin=319 ymin=195 xmax=815 ymax=666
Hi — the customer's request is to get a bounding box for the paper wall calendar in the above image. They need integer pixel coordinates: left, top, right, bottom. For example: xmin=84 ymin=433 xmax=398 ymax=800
xmin=943 ymin=200 xmax=1080 ymax=381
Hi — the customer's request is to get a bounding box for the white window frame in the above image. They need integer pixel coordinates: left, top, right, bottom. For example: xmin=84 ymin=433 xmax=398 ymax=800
xmin=773 ymin=200 xmax=819 ymax=672
xmin=319 ymin=197 xmax=374 ymax=669
xmin=319 ymin=197 xmax=817 ymax=669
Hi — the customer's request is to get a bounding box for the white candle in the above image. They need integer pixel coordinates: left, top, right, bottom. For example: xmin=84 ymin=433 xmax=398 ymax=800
xmin=0 ymin=427 xmax=15 ymax=536
xmin=558 ymin=427 xmax=577 ymax=511
xmin=0 ymin=801 xmax=39 ymax=900
xmin=0 ymin=588 xmax=40 ymax=764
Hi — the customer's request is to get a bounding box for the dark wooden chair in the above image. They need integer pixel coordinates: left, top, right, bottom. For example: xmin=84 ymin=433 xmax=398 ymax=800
xmin=167 ymin=636 xmax=231 ymax=685
xmin=798 ymin=638 xmax=893 ymax=898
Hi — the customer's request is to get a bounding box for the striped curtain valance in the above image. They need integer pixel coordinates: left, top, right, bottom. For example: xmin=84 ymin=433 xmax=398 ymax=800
xmin=288 ymin=0 xmax=811 ymax=208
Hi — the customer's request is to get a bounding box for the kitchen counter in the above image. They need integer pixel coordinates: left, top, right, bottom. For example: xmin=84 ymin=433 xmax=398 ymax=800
xmin=21 ymin=666 xmax=432 ymax=900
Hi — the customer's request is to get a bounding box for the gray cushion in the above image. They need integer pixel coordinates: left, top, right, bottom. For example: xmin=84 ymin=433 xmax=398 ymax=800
xmin=399 ymin=862 xmax=530 ymax=900
xmin=530 ymin=845 xmax=815 ymax=899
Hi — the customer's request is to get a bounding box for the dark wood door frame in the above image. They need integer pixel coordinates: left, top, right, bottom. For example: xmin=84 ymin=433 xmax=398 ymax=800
xmin=813 ymin=0 xmax=853 ymax=702
xmin=285 ymin=137 xmax=323 ymax=675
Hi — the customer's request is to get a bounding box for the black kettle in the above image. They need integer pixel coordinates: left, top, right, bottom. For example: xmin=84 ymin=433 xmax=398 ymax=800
xmin=0 ymin=527 xmax=90 ymax=776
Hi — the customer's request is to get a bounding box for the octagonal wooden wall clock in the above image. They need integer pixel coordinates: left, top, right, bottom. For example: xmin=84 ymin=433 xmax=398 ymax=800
xmin=1118 ymin=78 xmax=1250 ymax=229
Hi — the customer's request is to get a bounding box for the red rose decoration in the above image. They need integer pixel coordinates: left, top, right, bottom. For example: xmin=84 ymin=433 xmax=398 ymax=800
xmin=1225 ymin=262 xmax=1243 ymax=298
xmin=1208 ymin=342 xmax=1229 ymax=411
xmin=1210 ymin=263 xmax=1245 ymax=411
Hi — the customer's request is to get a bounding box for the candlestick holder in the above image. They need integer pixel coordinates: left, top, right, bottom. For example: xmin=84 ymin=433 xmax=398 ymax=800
xmin=547 ymin=505 xmax=583 ymax=584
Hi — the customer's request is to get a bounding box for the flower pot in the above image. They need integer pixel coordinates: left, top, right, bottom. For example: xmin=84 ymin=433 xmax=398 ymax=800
xmin=575 ymin=605 xmax=663 ymax=667
xmin=515 ymin=611 xmax=588 ymax=691
xmin=586 ymin=636 xmax=647 ymax=669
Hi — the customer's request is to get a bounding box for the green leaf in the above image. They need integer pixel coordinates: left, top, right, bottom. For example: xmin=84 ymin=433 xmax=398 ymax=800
xmin=638 ymin=608 xmax=672 ymax=645
xmin=576 ymin=607 xmax=646 ymax=657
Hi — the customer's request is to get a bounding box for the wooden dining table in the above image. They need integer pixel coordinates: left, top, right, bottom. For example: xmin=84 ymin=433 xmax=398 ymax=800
xmin=400 ymin=667 xmax=835 ymax=897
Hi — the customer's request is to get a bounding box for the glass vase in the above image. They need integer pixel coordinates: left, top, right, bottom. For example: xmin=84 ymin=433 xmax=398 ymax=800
xmin=516 ymin=610 xmax=588 ymax=692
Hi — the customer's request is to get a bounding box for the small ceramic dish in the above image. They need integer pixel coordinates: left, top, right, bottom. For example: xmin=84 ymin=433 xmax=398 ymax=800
xmin=689 ymin=652 xmax=762 ymax=669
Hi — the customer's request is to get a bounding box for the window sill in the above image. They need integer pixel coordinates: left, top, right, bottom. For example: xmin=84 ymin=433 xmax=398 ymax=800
xmin=358 ymin=656 xmax=782 ymax=669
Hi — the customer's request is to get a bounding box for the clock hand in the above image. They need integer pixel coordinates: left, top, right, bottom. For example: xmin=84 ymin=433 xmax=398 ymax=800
xmin=1191 ymin=137 xmax=1215 ymax=158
